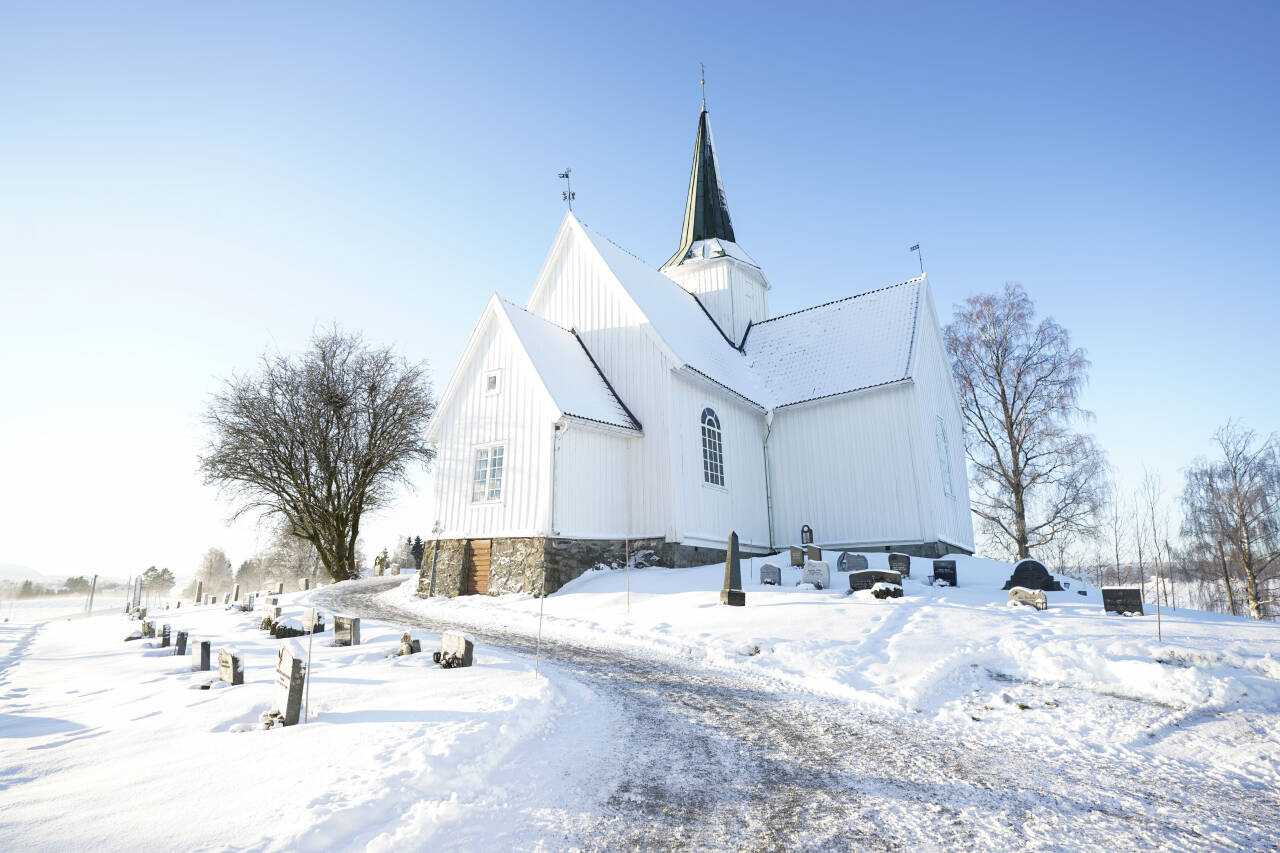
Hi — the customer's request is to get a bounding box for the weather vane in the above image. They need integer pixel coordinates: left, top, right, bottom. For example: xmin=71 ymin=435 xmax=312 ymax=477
xmin=910 ymin=243 xmax=924 ymax=274
xmin=558 ymin=168 xmax=575 ymax=211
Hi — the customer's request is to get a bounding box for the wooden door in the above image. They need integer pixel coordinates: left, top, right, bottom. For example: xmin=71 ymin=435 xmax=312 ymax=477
xmin=467 ymin=540 xmax=491 ymax=596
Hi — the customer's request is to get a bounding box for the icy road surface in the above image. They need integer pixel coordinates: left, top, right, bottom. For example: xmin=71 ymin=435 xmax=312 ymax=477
xmin=318 ymin=578 xmax=1280 ymax=852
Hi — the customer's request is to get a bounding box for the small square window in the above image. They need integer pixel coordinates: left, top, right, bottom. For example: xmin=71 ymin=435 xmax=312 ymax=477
xmin=484 ymin=371 xmax=500 ymax=395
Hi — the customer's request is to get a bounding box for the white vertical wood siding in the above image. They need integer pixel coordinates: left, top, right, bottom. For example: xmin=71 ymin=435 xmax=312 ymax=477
xmin=431 ymin=313 xmax=557 ymax=539
xmin=664 ymin=257 xmax=768 ymax=344
xmin=669 ymin=373 xmax=771 ymax=552
xmin=552 ymin=425 xmax=633 ymax=539
xmin=768 ymin=384 xmax=929 ymax=548
xmin=909 ymin=292 xmax=976 ymax=551
xmin=526 ymin=226 xmax=674 ymax=540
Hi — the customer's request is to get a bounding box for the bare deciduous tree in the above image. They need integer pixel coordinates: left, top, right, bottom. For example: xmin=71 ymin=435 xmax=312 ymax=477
xmin=200 ymin=328 xmax=435 ymax=582
xmin=945 ymin=283 xmax=1107 ymax=559
xmin=1181 ymin=422 xmax=1280 ymax=620
xmin=196 ymin=547 xmax=234 ymax=594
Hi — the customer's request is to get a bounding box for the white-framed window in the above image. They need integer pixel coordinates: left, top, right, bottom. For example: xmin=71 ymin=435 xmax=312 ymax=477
xmin=471 ymin=444 xmax=505 ymax=502
xmin=936 ymin=417 xmax=954 ymax=498
xmin=701 ymin=407 xmax=725 ymax=487
xmin=483 ymin=370 xmax=501 ymax=396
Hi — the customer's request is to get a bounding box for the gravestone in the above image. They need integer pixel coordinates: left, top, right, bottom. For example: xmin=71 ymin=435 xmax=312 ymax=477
xmin=270 ymin=642 xmax=306 ymax=726
xmin=299 ymin=577 xmax=310 ymax=591
xmin=1102 ymin=587 xmax=1144 ymax=615
xmin=838 ymin=552 xmax=869 ymax=573
xmin=245 ymin=594 xmax=256 ymax=612
xmin=800 ymin=525 xmax=814 ymax=545
xmin=233 ymin=583 xmax=240 ymax=602
xmin=931 ymin=560 xmax=958 ymax=587
xmin=191 ymin=640 xmax=211 ymax=672
xmin=391 ymin=564 xmax=401 ymax=576
xmin=719 ymin=531 xmax=745 ymax=606
xmin=849 ymin=570 xmax=903 ymax=592
xmin=789 ymin=546 xmax=805 ymax=567
xmin=274 ymin=582 xmax=284 ymax=595
xmin=136 ymin=606 xmax=147 ymax=620
xmin=175 ymin=630 xmax=188 ymax=656
xmin=205 ymin=595 xmax=213 ymax=605
xmin=433 ymin=631 xmax=474 ymax=668
xmin=1008 ymin=586 xmax=1048 ymax=611
xmin=194 ymin=581 xmax=203 ymax=606
xmin=142 ymin=619 xmax=156 ymax=638
xmin=223 ymin=593 xmax=230 ymax=605
xmin=1002 ymin=559 xmax=1064 ymax=592
xmin=334 ymin=615 xmax=361 ymax=646
xmin=302 ymin=608 xmax=324 ymax=634
xmin=397 ymin=632 xmax=421 ymax=656
xmin=802 ymin=560 xmax=831 ymax=590
xmin=159 ymin=624 xmax=171 ymax=648
xmin=759 ymin=564 xmax=782 ymax=586
xmin=217 ymin=648 xmax=244 ymax=686
xmin=888 ymin=553 xmax=912 ymax=577
xmin=805 ymin=544 xmax=822 ymax=563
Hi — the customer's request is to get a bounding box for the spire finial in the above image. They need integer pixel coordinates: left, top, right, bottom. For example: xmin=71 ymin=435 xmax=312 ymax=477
xmin=700 ymin=62 xmax=706 ymax=110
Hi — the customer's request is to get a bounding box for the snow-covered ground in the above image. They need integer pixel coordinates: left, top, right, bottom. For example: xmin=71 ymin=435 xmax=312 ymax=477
xmin=1 ymin=593 xmax=127 ymax=625
xmin=398 ymin=552 xmax=1280 ymax=786
xmin=3 ymin=555 xmax=1278 ymax=850
xmin=0 ymin=576 xmax=599 ymax=851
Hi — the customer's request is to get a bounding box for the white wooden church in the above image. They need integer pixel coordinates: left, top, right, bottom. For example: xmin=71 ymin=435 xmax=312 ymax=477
xmin=420 ymin=106 xmax=974 ymax=598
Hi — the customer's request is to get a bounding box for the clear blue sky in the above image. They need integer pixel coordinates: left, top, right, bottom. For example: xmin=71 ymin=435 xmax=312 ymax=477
xmin=2 ymin=1 xmax=1276 ymax=578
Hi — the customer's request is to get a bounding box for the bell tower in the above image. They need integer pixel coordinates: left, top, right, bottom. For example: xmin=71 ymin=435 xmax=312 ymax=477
xmin=660 ymin=105 xmax=770 ymax=345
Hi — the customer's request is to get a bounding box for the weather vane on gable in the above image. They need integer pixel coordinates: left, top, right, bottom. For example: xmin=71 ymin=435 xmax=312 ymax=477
xmin=558 ymin=168 xmax=575 ymax=211
xmin=910 ymin=243 xmax=924 ymax=275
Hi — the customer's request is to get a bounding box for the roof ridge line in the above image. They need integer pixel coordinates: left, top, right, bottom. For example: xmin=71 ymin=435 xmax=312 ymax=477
xmin=499 ymin=297 xmax=576 ymax=336
xmin=753 ymin=276 xmax=925 ymax=326
xmin=571 ymin=329 xmax=643 ymax=431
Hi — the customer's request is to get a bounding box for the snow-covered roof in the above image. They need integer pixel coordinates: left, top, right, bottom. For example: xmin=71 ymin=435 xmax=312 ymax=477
xmin=677 ymin=238 xmax=760 ymax=269
xmin=576 ymin=222 xmax=770 ymax=407
xmin=744 ymin=278 xmax=924 ymax=408
xmin=498 ymin=299 xmax=640 ymax=431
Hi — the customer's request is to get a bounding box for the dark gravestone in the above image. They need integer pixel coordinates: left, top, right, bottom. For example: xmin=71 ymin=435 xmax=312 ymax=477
xmin=218 ymin=648 xmax=244 ymax=686
xmin=789 ymin=546 xmax=805 ymax=567
xmin=191 ymin=640 xmax=211 ymax=672
xmin=838 ymin=552 xmax=869 ymax=573
xmin=1102 ymin=587 xmax=1144 ymax=616
xmin=720 ymin=531 xmax=745 ymax=606
xmin=159 ymin=624 xmax=171 ymax=648
xmin=433 ymin=631 xmax=474 ymax=668
xmin=233 ymin=583 xmax=241 ymax=602
xmin=759 ymin=564 xmax=782 ymax=586
xmin=802 ymin=560 xmax=831 ymax=590
xmin=274 ymin=582 xmax=285 ymax=595
xmin=174 ymin=630 xmax=188 ymax=656
xmin=299 ymin=577 xmax=311 ymax=591
xmin=849 ymin=570 xmax=903 ymax=592
xmin=805 ymin=544 xmax=822 ymax=563
xmin=800 ymin=525 xmax=814 ymax=545
xmin=888 ymin=553 xmax=912 ymax=578
xmin=334 ymin=615 xmax=361 ymax=646
xmin=1002 ymin=559 xmax=1064 ymax=592
xmin=931 ymin=560 xmax=958 ymax=587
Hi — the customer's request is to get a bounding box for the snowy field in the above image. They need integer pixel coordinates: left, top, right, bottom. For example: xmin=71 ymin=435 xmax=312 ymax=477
xmin=2 ymin=555 xmax=1278 ymax=850
xmin=398 ymin=552 xmax=1280 ymax=787
xmin=0 ymin=593 xmax=128 ymax=625
xmin=0 ymin=577 xmax=600 ymax=851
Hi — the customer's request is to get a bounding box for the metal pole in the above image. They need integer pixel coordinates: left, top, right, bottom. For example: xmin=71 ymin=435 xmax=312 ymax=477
xmin=1154 ymin=559 xmax=1163 ymax=643
xmin=304 ymin=619 xmax=315 ymax=723
xmin=86 ymin=574 xmax=98 ymax=614
xmin=625 ymin=538 xmax=630 ymax=614
xmin=535 ymin=572 xmax=546 ymax=677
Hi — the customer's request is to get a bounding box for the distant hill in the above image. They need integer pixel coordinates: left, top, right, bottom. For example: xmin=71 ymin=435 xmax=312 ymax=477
xmin=0 ymin=563 xmax=53 ymax=582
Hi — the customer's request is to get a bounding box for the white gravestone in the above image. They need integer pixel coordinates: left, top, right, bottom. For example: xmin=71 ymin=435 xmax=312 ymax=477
xmin=270 ymin=641 xmax=306 ymax=726
xmin=218 ymin=647 xmax=244 ymax=685
xmin=334 ymin=615 xmax=361 ymax=647
xmin=802 ymin=560 xmax=831 ymax=590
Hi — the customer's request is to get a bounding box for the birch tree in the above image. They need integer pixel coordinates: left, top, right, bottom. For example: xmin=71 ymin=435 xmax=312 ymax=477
xmin=1181 ymin=422 xmax=1280 ymax=619
xmin=944 ymin=283 xmax=1107 ymax=559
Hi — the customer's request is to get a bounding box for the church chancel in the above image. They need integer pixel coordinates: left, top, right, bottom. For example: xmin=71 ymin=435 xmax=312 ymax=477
xmin=419 ymin=102 xmax=974 ymax=598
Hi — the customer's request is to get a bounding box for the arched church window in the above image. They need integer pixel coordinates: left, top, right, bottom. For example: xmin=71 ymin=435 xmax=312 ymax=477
xmin=936 ymin=417 xmax=954 ymax=498
xmin=701 ymin=408 xmax=725 ymax=487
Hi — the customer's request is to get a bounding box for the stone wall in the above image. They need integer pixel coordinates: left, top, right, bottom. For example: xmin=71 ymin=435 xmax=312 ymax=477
xmin=415 ymin=539 xmax=468 ymax=598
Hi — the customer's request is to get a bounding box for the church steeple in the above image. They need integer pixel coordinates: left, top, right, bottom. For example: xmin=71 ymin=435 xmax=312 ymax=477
xmin=662 ymin=108 xmax=737 ymax=270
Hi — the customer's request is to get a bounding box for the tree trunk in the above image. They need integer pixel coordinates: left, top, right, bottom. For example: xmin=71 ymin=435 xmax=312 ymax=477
xmin=1217 ymin=543 xmax=1237 ymax=617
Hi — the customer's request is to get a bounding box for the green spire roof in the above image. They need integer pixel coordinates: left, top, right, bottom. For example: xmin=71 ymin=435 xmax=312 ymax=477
xmin=662 ymin=109 xmax=736 ymax=269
